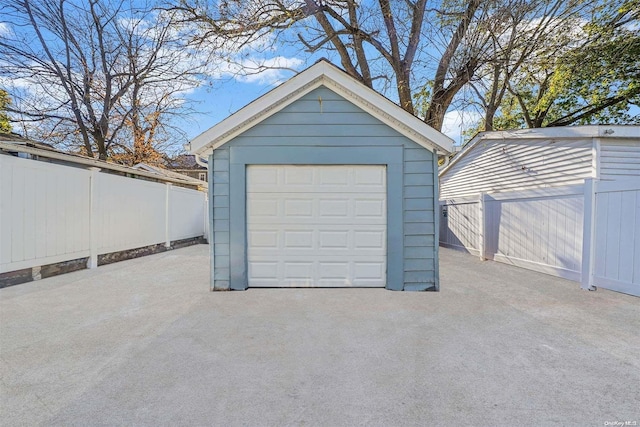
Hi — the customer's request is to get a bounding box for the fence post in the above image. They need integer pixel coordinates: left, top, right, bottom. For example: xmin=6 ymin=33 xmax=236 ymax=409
xmin=478 ymin=192 xmax=487 ymax=260
xmin=87 ymin=167 xmax=101 ymax=269
xmin=203 ymin=193 xmax=209 ymax=243
xmin=581 ymin=179 xmax=597 ymax=290
xmin=165 ymin=183 xmax=172 ymax=249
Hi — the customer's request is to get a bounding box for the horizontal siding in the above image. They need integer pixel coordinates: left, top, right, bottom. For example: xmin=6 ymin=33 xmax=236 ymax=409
xmin=440 ymin=138 xmax=593 ymax=199
xmin=403 ymin=142 xmax=435 ymax=288
xmin=212 ymin=148 xmax=230 ymax=282
xmin=600 ymin=139 xmax=640 ymax=180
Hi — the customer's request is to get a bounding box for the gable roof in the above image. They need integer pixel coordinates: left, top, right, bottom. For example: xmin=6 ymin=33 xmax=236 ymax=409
xmin=439 ymin=125 xmax=640 ymax=177
xmin=188 ymin=59 xmax=453 ymax=156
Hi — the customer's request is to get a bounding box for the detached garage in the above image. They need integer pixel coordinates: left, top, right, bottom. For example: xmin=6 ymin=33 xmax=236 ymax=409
xmin=188 ymin=60 xmax=453 ymax=291
xmin=439 ymin=126 xmax=640 ymax=297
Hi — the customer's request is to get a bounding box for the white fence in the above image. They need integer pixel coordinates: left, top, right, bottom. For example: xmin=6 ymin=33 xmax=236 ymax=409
xmin=0 ymin=154 xmax=207 ymax=274
xmin=440 ymin=179 xmax=640 ymax=296
xmin=582 ymin=178 xmax=640 ymax=296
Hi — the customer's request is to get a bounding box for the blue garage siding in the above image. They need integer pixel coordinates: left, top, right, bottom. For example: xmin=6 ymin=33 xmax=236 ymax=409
xmin=211 ymin=147 xmax=230 ymax=290
xmin=210 ymin=86 xmax=438 ymax=290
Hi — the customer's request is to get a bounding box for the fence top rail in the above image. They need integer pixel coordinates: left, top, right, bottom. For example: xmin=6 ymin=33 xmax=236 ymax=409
xmin=440 ymin=196 xmax=480 ymax=205
xmin=0 ymin=142 xmax=206 ymax=191
xmin=595 ymin=178 xmax=640 ymax=193
xmin=485 ymin=185 xmax=585 ymax=201
xmin=440 ymin=184 xmax=585 ymax=204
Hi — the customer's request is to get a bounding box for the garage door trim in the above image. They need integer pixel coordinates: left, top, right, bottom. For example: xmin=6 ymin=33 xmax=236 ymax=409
xmin=229 ymin=146 xmax=404 ymax=290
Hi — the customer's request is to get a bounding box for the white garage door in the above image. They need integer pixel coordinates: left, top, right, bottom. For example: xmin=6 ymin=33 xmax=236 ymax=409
xmin=247 ymin=165 xmax=386 ymax=287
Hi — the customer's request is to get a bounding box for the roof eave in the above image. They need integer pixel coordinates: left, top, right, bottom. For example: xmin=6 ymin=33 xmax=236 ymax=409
xmin=189 ymin=61 xmax=453 ymax=156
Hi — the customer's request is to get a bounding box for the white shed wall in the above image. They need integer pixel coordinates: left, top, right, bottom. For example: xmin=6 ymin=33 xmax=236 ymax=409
xmin=440 ymin=138 xmax=593 ymax=199
xmin=600 ymin=139 xmax=640 ymax=180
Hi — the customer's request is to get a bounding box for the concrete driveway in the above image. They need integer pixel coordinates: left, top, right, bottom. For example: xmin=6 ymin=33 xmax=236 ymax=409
xmin=1 ymin=245 xmax=638 ymax=426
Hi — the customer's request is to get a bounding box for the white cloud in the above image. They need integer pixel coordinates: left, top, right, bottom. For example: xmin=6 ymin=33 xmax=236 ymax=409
xmin=441 ymin=110 xmax=482 ymax=145
xmin=209 ymin=55 xmax=304 ymax=87
xmin=0 ymin=23 xmax=10 ymax=36
xmin=235 ymin=56 xmax=304 ymax=85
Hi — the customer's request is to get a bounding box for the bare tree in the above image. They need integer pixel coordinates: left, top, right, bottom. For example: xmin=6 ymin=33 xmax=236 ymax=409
xmin=173 ymin=0 xmax=628 ymax=132
xmin=172 ymin=1 xmax=454 ymax=127
xmin=0 ymin=0 xmax=205 ymax=161
xmin=171 ymin=0 xmax=505 ymax=130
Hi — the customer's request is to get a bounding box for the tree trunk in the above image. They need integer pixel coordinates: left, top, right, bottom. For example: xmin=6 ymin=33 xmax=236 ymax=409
xmin=423 ymin=98 xmax=447 ymax=131
xmin=396 ymin=67 xmax=414 ymax=114
xmin=484 ymin=107 xmax=497 ymax=131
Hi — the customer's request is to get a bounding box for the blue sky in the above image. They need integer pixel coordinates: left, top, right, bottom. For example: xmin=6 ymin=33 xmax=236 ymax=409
xmin=3 ymin=2 xmax=635 ymax=151
xmin=181 ymin=63 xmax=479 ymax=148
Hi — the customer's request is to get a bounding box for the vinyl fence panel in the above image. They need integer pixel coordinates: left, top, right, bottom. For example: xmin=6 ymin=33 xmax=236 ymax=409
xmin=95 ymin=172 xmax=167 ymax=254
xmin=0 ymin=155 xmax=91 ymax=273
xmin=589 ymin=179 xmax=640 ymax=296
xmin=169 ymin=185 xmax=207 ymax=241
xmin=485 ymin=188 xmax=584 ymax=281
xmin=439 ymin=198 xmax=480 ymax=256
xmin=1 ymin=154 xmax=207 ymax=274
xmin=440 ymin=185 xmax=584 ymax=282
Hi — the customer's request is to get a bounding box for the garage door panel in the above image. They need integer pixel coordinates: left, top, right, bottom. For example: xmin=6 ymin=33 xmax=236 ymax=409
xmin=247 ymin=194 xmax=386 ymax=224
xmin=354 ymin=167 xmax=385 ymax=185
xmin=318 ymin=231 xmax=349 ymax=249
xmin=354 ymin=231 xmax=385 ymax=248
xmin=284 ymin=262 xmax=314 ymax=279
xmin=318 ymin=199 xmax=349 ymax=217
xmin=284 ymin=231 xmax=314 ymax=248
xmin=248 ymin=165 xmax=386 ymax=194
xmin=284 ymin=199 xmax=314 ymax=217
xmin=248 ymin=259 xmax=386 ymax=287
xmin=249 ymin=230 xmax=279 ymax=248
xmin=247 ymin=165 xmax=386 ymax=287
xmin=248 ymin=226 xmax=386 ymax=253
xmin=249 ymin=262 xmax=279 ymax=280
xmin=354 ymin=262 xmax=385 ymax=279
xmin=283 ymin=167 xmax=314 ymax=185
xmin=247 ymin=199 xmax=278 ymax=219
xmin=354 ymin=199 xmax=385 ymax=218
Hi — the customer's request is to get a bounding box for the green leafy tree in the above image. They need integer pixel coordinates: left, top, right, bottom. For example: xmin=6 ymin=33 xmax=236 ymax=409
xmin=174 ymin=0 xmax=620 ymax=132
xmin=489 ymin=0 xmax=640 ymax=130
xmin=0 ymin=89 xmax=11 ymax=133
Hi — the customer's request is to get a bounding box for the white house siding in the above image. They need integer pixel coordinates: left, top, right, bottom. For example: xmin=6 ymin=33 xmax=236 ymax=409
xmin=440 ymin=138 xmax=593 ymax=199
xmin=600 ymin=138 xmax=640 ymax=180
